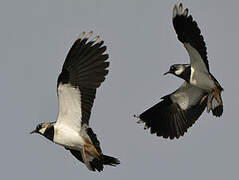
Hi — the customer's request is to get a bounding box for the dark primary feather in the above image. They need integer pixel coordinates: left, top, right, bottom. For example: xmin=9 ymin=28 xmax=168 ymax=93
xmin=57 ymin=33 xmax=109 ymax=125
xmin=57 ymin=35 xmax=109 ymax=89
xmin=173 ymin=6 xmax=209 ymax=71
xmin=139 ymin=92 xmax=208 ymax=139
xmin=68 ymin=149 xmax=84 ymax=162
xmin=80 ymin=88 xmax=96 ymax=125
xmin=87 ymin=128 xmax=102 ymax=154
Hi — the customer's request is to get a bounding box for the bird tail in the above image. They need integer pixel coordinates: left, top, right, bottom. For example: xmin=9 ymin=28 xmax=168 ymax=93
xmin=102 ymin=155 xmax=120 ymax=166
xmin=90 ymin=155 xmax=120 ymax=172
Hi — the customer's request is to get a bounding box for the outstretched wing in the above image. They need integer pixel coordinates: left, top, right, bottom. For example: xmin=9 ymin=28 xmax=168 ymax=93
xmin=172 ymin=3 xmax=209 ymax=73
xmin=137 ymin=82 xmax=208 ymax=139
xmin=56 ymin=32 xmax=109 ymax=132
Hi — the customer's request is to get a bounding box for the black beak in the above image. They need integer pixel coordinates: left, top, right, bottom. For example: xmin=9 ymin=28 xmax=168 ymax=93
xmin=30 ymin=129 xmax=37 ymax=134
xmin=163 ymin=70 xmax=171 ymax=75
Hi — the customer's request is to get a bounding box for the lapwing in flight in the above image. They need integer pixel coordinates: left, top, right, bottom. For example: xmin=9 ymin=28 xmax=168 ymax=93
xmin=135 ymin=3 xmax=223 ymax=139
xmin=31 ymin=31 xmax=120 ymax=171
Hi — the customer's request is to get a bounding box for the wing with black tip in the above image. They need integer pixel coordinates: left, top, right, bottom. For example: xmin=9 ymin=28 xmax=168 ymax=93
xmin=56 ymin=32 xmax=109 ymax=132
xmin=137 ymin=82 xmax=208 ymax=139
xmin=172 ymin=3 xmax=209 ymax=73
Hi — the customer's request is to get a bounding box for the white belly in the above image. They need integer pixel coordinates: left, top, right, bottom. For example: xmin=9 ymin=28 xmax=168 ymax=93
xmin=53 ymin=124 xmax=85 ymax=150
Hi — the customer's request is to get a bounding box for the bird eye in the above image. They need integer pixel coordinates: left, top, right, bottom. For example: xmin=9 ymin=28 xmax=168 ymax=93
xmin=36 ymin=124 xmax=41 ymax=130
xmin=170 ymin=66 xmax=176 ymax=71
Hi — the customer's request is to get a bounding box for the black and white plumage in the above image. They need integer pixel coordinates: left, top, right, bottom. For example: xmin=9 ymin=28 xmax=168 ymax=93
xmin=135 ymin=3 xmax=223 ymax=139
xmin=171 ymin=3 xmax=223 ymax=116
xmin=31 ymin=31 xmax=119 ymax=172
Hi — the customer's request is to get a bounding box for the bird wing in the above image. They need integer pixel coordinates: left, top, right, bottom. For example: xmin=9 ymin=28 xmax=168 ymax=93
xmin=138 ymin=82 xmax=208 ymax=139
xmin=172 ymin=3 xmax=209 ymax=73
xmin=56 ymin=32 xmax=109 ymax=132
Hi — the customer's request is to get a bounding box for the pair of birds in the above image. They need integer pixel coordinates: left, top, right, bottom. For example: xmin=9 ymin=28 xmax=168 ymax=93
xmin=31 ymin=3 xmax=223 ymax=172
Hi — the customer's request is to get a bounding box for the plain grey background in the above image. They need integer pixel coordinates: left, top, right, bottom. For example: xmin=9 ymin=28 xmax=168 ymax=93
xmin=1 ymin=0 xmax=238 ymax=179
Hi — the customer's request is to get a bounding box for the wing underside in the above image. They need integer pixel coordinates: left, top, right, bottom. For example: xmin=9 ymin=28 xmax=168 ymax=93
xmin=138 ymin=82 xmax=208 ymax=139
xmin=173 ymin=3 xmax=209 ymax=73
xmin=56 ymin=32 xmax=109 ymax=130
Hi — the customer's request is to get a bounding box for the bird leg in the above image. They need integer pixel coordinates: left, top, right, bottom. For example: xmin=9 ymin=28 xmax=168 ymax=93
xmin=207 ymin=93 xmax=214 ymax=113
xmin=82 ymin=145 xmax=89 ymax=165
xmin=206 ymin=87 xmax=222 ymax=113
xmin=208 ymin=101 xmax=213 ymax=112
xmin=85 ymin=145 xmax=100 ymax=159
xmin=84 ymin=138 xmax=101 ymax=159
xmin=213 ymin=87 xmax=222 ymax=104
xmin=200 ymin=94 xmax=213 ymax=113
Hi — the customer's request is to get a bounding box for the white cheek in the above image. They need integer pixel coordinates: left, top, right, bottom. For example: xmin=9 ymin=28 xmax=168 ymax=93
xmin=175 ymin=68 xmax=184 ymax=75
xmin=39 ymin=128 xmax=46 ymax=134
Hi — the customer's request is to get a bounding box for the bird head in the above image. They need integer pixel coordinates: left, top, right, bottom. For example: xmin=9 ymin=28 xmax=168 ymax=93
xmin=164 ymin=64 xmax=190 ymax=76
xmin=30 ymin=122 xmax=52 ymax=135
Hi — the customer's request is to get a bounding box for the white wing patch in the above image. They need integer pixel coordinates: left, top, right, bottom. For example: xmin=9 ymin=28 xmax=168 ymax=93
xmin=56 ymin=83 xmax=83 ymax=132
xmin=175 ymin=66 xmax=185 ymax=76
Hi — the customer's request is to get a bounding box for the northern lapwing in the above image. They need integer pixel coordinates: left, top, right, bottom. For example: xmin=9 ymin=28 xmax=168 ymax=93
xmin=135 ymin=3 xmax=223 ymax=139
xmin=31 ymin=31 xmax=120 ymax=171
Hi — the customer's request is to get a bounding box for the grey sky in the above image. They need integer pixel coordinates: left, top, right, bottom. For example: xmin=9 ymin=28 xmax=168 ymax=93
xmin=1 ymin=0 xmax=238 ymax=179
